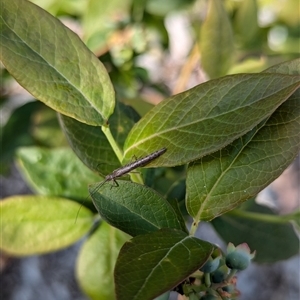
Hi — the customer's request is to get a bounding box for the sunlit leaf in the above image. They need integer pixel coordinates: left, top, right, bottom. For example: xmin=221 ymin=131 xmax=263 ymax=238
xmin=0 ymin=0 xmax=115 ymax=125
xmin=186 ymin=59 xmax=300 ymax=221
xmin=124 ymin=73 xmax=300 ymax=167
xmin=186 ymin=89 xmax=300 ymax=221
xmin=0 ymin=195 xmax=94 ymax=255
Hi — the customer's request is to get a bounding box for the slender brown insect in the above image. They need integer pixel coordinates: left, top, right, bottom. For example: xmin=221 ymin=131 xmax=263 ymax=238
xmin=92 ymin=147 xmax=167 ymax=191
xmin=75 ymin=147 xmax=167 ymax=223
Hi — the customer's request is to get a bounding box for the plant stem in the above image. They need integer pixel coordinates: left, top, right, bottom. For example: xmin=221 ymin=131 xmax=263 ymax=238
xmin=101 ymin=125 xmax=144 ymax=185
xmin=190 ymin=220 xmax=199 ymax=236
xmin=204 ymin=272 xmax=211 ymax=287
xmin=226 ymin=269 xmax=237 ymax=282
xmin=227 ymin=209 xmax=290 ymax=224
xmin=102 ymin=126 xmax=123 ymax=162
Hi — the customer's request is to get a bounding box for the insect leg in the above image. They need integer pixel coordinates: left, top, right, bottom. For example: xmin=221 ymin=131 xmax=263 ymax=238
xmin=110 ymin=179 xmax=119 ymax=189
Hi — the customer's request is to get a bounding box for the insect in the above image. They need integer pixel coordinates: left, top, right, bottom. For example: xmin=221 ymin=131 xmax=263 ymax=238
xmin=75 ymin=147 xmax=167 ymax=223
xmin=93 ymin=147 xmax=167 ymax=191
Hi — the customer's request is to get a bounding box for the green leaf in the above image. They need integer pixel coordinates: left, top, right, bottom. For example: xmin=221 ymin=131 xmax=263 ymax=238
xmin=16 ymin=147 xmax=101 ymax=201
xmin=186 ymin=88 xmax=300 ymax=221
xmin=0 ymin=195 xmax=94 ymax=255
xmin=264 ymin=58 xmax=300 ymax=75
xmin=212 ymin=200 xmax=299 ymax=263
xmin=59 ymin=102 xmax=140 ymax=174
xmin=124 ymin=73 xmax=300 ymax=167
xmin=76 ymin=222 xmax=128 ymax=300
xmin=0 ymin=0 xmax=115 ymax=126
xmin=199 ymin=0 xmax=234 ymax=78
xmin=114 ymin=229 xmax=214 ymax=300
xmin=166 ymin=178 xmax=188 ymax=217
xmin=90 ymin=181 xmax=187 ymax=236
xmin=111 ymin=102 xmax=141 ymax=146
xmin=59 ymin=114 xmax=120 ymax=175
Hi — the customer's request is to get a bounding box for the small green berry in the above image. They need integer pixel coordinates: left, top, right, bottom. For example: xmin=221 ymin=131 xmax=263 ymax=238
xmin=225 ymin=243 xmax=256 ymax=271
xmin=211 ymin=264 xmax=229 ymax=283
xmin=200 ymin=256 xmax=221 ymax=273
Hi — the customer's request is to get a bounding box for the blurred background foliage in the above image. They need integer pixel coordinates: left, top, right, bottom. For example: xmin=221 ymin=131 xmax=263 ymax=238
xmin=1 ymin=0 xmax=299 ymax=175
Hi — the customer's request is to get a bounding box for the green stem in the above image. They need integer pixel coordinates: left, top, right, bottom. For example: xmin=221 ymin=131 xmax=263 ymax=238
xmin=204 ymin=272 xmax=211 ymax=287
xmin=227 ymin=209 xmax=289 ymax=224
xmin=226 ymin=269 xmax=237 ymax=282
xmin=101 ymin=125 xmax=144 ymax=185
xmin=102 ymin=126 xmax=123 ymax=162
xmin=189 ymin=220 xmax=199 ymax=236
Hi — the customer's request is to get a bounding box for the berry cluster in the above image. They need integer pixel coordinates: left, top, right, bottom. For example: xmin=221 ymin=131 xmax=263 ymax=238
xmin=174 ymin=243 xmax=256 ymax=300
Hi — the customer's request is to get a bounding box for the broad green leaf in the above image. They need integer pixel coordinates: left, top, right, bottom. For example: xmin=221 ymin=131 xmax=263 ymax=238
xmin=16 ymin=147 xmax=101 ymax=202
xmin=59 ymin=114 xmax=120 ymax=175
xmin=212 ymin=200 xmax=299 ymax=263
xmin=199 ymin=0 xmax=234 ymax=78
xmin=114 ymin=229 xmax=214 ymax=300
xmin=76 ymin=222 xmax=128 ymax=300
xmin=0 ymin=195 xmax=94 ymax=255
xmin=90 ymin=181 xmax=187 ymax=236
xmin=186 ymin=89 xmax=300 ymax=221
xmin=124 ymin=73 xmax=300 ymax=167
xmin=264 ymin=58 xmax=300 ymax=75
xmin=59 ymin=101 xmax=140 ymax=174
xmin=0 ymin=0 xmax=115 ymax=126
